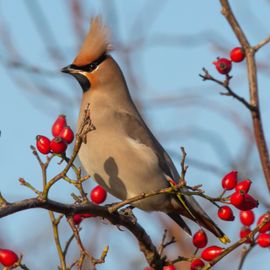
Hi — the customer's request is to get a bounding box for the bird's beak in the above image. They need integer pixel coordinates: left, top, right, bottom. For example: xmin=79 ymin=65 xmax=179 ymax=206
xmin=61 ymin=65 xmax=72 ymax=74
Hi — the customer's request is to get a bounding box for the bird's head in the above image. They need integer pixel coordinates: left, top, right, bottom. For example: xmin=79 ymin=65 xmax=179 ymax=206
xmin=61 ymin=17 xmax=111 ymax=92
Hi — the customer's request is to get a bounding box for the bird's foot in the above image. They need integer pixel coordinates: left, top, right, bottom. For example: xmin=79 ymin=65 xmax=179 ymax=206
xmin=119 ymin=206 xmax=137 ymax=224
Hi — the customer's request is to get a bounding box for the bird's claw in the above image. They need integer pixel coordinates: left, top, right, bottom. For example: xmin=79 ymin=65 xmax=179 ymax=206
xmin=119 ymin=206 xmax=137 ymax=224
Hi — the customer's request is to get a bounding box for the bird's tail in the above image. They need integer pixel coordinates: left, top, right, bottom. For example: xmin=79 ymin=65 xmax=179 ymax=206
xmin=179 ymin=192 xmax=230 ymax=244
xmin=168 ymin=180 xmax=230 ymax=244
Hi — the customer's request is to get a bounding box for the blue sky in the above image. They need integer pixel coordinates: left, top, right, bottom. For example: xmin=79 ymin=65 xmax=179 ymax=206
xmin=1 ymin=1 xmax=270 ymax=269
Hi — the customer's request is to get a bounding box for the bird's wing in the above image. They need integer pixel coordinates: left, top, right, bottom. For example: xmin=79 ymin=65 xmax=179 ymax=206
xmin=114 ymin=110 xmax=229 ymax=243
xmin=115 ymin=110 xmax=178 ymax=181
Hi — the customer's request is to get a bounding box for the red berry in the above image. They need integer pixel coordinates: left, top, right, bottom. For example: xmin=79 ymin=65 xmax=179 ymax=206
xmin=0 ymin=249 xmax=19 ymax=267
xmin=235 ymin=179 xmax=252 ymax=193
xmin=59 ymin=126 xmax=74 ymax=144
xmin=239 ymin=210 xmax=255 ymax=226
xmin=163 ymin=266 xmax=176 ymax=270
xmin=73 ymin=214 xmax=83 ymax=225
xmin=218 ymin=206 xmax=235 ymax=221
xmin=213 ymin=58 xmax=232 ymax=74
xmin=221 ymin=171 xmax=238 ymax=190
xmin=36 ymin=135 xmax=51 ymax=154
xmin=201 ymin=246 xmax=224 ymax=261
xmin=239 ymin=227 xmax=252 ymax=243
xmin=257 ymin=233 xmax=270 ymax=248
xmin=144 ymin=268 xmax=152 ymax=270
xmin=52 ymin=115 xmax=67 ymax=137
xmin=90 ymin=185 xmax=107 ymax=204
xmin=230 ymin=191 xmax=245 ymax=208
xmin=230 ymin=191 xmax=258 ymax=210
xmin=190 ymin=259 xmax=205 ymax=270
xmin=239 ymin=194 xmax=259 ymax=211
xmin=257 ymin=213 xmax=270 ymax=233
xmin=50 ymin=137 xmax=67 ymax=154
xmin=230 ymin=47 xmax=245 ymax=62
xmin=192 ymin=230 xmax=208 ymax=248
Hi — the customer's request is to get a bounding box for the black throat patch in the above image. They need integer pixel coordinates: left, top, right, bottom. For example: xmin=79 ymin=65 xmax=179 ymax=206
xmin=71 ymin=73 xmax=91 ymax=92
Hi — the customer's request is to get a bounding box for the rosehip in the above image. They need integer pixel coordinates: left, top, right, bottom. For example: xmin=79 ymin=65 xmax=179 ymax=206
xmin=52 ymin=115 xmax=67 ymax=137
xmin=257 ymin=233 xmax=270 ymax=248
xmin=190 ymin=259 xmax=205 ymax=270
xmin=213 ymin=58 xmax=232 ymax=74
xmin=59 ymin=126 xmax=74 ymax=144
xmin=163 ymin=265 xmax=176 ymax=270
xmin=239 ymin=194 xmax=259 ymax=211
xmin=257 ymin=213 xmax=270 ymax=233
xmin=36 ymin=135 xmax=51 ymax=154
xmin=239 ymin=227 xmax=252 ymax=243
xmin=230 ymin=191 xmax=245 ymax=208
xmin=50 ymin=137 xmax=67 ymax=154
xmin=218 ymin=206 xmax=235 ymax=221
xmin=235 ymin=179 xmax=252 ymax=193
xmin=230 ymin=47 xmax=245 ymax=62
xmin=192 ymin=230 xmax=208 ymax=248
xmin=73 ymin=214 xmax=83 ymax=225
xmin=239 ymin=210 xmax=255 ymax=226
xmin=0 ymin=249 xmax=19 ymax=267
xmin=221 ymin=171 xmax=237 ymax=190
xmin=201 ymin=246 xmax=224 ymax=261
xmin=90 ymin=185 xmax=107 ymax=204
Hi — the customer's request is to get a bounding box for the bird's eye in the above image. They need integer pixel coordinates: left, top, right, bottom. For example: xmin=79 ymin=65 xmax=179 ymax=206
xmin=88 ymin=62 xmax=98 ymax=72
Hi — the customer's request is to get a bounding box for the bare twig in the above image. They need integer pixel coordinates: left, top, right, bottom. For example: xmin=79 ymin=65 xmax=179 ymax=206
xmin=180 ymin=147 xmax=188 ymax=182
xmin=48 ymin=211 xmax=67 ymax=270
xmin=238 ymin=243 xmax=255 ymax=270
xmin=199 ymin=68 xmax=254 ymax=111
xmin=67 ymin=217 xmax=109 ymax=269
xmin=254 ymin=35 xmax=270 ymax=52
xmin=158 ymin=230 xmax=176 ymax=257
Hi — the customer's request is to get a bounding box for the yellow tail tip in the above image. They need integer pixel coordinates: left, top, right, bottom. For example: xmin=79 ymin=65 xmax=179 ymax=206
xmin=219 ymin=235 xmax=231 ymax=244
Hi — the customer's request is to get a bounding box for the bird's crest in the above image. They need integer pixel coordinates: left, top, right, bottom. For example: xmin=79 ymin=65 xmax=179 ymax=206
xmin=72 ymin=17 xmax=110 ymax=66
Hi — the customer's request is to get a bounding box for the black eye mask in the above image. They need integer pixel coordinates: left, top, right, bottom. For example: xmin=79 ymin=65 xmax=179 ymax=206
xmin=70 ymin=54 xmax=108 ymax=72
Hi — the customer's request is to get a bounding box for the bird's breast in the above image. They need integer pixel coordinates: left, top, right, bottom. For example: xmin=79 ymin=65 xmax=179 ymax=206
xmin=78 ymin=114 xmax=171 ymax=211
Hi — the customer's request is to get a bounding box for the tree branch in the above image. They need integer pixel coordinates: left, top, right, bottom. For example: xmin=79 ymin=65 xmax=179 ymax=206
xmin=219 ymin=0 xmax=270 ymax=192
xmin=0 ymin=197 xmax=164 ymax=269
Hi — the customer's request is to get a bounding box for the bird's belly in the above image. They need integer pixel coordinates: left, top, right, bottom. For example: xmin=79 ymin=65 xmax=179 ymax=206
xmin=78 ymin=129 xmax=172 ymax=211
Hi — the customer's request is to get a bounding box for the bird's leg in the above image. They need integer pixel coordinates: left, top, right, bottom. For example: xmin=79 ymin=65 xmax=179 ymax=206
xmin=119 ymin=206 xmax=137 ymax=224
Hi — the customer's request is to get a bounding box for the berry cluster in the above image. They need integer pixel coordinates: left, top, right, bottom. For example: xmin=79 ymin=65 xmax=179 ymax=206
xmin=188 ymin=170 xmax=269 ymax=270
xmin=144 ymin=170 xmax=267 ymax=270
xmin=240 ymin=211 xmax=270 ymax=247
xmin=36 ymin=115 xmax=74 ymax=155
xmin=213 ymin=47 xmax=245 ymax=75
xmin=212 ymin=171 xmax=258 ymax=223
xmin=73 ymin=185 xmax=108 ymax=225
xmin=0 ymin=249 xmax=19 ymax=267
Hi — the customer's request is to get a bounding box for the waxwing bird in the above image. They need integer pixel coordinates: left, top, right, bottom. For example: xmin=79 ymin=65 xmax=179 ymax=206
xmin=61 ymin=17 xmax=229 ymax=243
